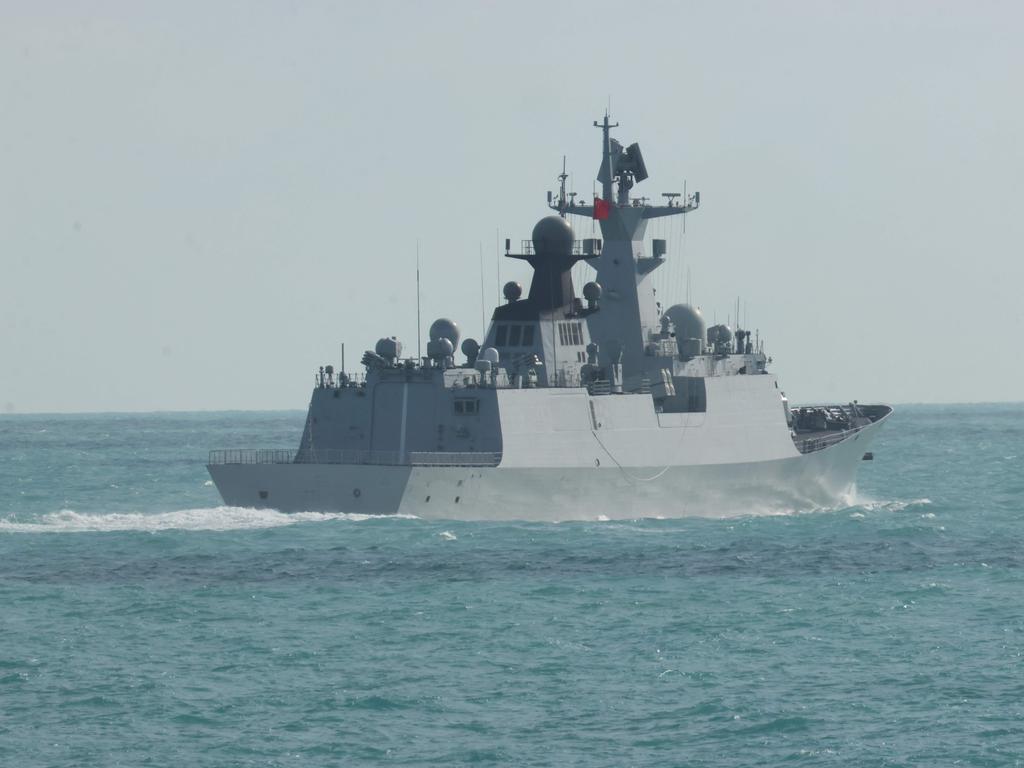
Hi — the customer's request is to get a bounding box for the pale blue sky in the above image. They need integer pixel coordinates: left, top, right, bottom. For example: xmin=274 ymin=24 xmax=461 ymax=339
xmin=2 ymin=1 xmax=1021 ymax=412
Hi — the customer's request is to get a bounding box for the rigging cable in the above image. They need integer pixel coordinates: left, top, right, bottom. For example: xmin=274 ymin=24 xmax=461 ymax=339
xmin=587 ymin=406 xmax=696 ymax=483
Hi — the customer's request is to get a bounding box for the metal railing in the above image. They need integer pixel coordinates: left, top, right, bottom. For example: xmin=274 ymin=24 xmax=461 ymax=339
xmin=407 ymin=451 xmax=501 ymax=466
xmin=208 ymin=448 xmax=502 ymax=468
xmin=519 ymin=239 xmax=593 ymax=256
xmin=314 ymin=371 xmax=367 ymax=388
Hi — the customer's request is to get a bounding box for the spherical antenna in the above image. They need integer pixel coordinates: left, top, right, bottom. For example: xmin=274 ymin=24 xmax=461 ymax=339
xmin=428 ymin=318 xmax=460 ymax=350
xmin=582 ymin=281 xmax=602 ymax=304
xmin=375 ymin=336 xmax=402 ymax=361
xmin=664 ymin=304 xmax=705 ymax=342
xmin=436 ymin=337 xmax=454 ymax=357
xmin=461 ymin=338 xmax=480 ymax=357
xmin=531 ymin=215 xmax=574 ymax=255
xmin=503 ymin=281 xmax=523 ymax=302
xmin=479 ymin=347 xmax=500 ymax=364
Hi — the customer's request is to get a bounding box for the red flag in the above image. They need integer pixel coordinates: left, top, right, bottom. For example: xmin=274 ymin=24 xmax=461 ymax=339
xmin=593 ymin=197 xmax=611 ymax=221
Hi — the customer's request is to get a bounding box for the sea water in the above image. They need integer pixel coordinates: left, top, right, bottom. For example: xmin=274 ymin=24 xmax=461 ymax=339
xmin=1 ymin=405 xmax=1022 ymax=766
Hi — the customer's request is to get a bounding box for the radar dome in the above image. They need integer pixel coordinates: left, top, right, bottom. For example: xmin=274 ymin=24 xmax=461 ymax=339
xmin=428 ymin=318 xmax=460 ymax=350
xmin=375 ymin=336 xmax=402 ymax=361
xmin=503 ymin=281 xmax=523 ymax=302
xmin=707 ymin=324 xmax=732 ymax=345
xmin=531 ymin=215 xmax=574 ymax=255
xmin=479 ymin=347 xmax=500 ymax=365
xmin=664 ymin=304 xmax=705 ymax=342
xmin=461 ymin=338 xmax=480 ymax=357
xmin=582 ymin=281 xmax=602 ymax=303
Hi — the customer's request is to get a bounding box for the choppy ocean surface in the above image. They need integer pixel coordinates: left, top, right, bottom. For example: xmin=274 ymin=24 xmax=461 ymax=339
xmin=1 ymin=405 xmax=1022 ymax=766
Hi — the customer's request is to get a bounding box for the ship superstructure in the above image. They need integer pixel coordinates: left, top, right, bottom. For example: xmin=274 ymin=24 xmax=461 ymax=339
xmin=208 ymin=116 xmax=891 ymax=520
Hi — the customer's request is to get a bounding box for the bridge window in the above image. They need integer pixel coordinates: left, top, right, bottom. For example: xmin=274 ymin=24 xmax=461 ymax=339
xmin=558 ymin=321 xmax=584 ymax=346
xmin=494 ymin=323 xmax=536 ymax=347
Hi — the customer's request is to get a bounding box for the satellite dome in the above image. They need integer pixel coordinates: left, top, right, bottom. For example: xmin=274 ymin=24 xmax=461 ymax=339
xmin=375 ymin=336 xmax=402 ymax=361
xmin=461 ymin=338 xmax=480 ymax=357
xmin=582 ymin=281 xmax=602 ymax=303
xmin=707 ymin=323 xmax=732 ymax=345
xmin=428 ymin=318 xmax=460 ymax=349
xmin=664 ymin=304 xmax=705 ymax=342
xmin=479 ymin=347 xmax=500 ymax=364
xmin=531 ymin=215 xmax=574 ymax=255
xmin=503 ymin=281 xmax=523 ymax=302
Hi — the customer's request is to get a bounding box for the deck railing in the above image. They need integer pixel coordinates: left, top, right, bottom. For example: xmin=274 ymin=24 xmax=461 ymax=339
xmin=208 ymin=448 xmax=502 ymax=468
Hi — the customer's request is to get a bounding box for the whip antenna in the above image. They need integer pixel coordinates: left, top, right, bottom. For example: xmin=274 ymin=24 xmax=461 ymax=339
xmin=479 ymin=241 xmax=486 ymax=338
xmin=416 ymin=240 xmax=422 ymax=360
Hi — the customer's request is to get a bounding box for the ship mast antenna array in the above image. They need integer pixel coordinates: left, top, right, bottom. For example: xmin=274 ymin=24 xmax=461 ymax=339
xmin=557 ymin=156 xmax=568 ymax=218
xmin=594 ymin=113 xmax=620 ymax=204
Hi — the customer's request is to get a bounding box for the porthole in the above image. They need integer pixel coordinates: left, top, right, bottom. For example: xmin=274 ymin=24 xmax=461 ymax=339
xmin=455 ymin=496 xmax=461 ymax=503
xmin=594 ymin=459 xmax=600 ymax=467
xmin=258 ymin=490 xmax=269 ymax=500
xmin=353 ymin=488 xmax=361 ymax=498
xmin=425 ymin=495 xmax=431 ymax=502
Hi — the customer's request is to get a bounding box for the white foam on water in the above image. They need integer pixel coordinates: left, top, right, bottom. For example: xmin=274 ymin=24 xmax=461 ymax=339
xmin=854 ymin=497 xmax=933 ymax=513
xmin=727 ymin=494 xmax=934 ymax=521
xmin=438 ymin=530 xmax=457 ymax=541
xmin=0 ymin=507 xmax=418 ymax=534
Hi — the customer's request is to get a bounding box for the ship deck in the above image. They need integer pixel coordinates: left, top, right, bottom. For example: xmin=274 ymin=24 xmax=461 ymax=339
xmin=791 ymin=404 xmax=892 ymax=454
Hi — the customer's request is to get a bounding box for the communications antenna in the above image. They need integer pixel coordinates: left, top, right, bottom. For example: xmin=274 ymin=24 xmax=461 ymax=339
xmin=416 ymin=240 xmax=422 ymax=360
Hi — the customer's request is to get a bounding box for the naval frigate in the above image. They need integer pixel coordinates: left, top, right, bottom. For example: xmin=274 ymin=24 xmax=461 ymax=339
xmin=208 ymin=115 xmax=892 ymax=520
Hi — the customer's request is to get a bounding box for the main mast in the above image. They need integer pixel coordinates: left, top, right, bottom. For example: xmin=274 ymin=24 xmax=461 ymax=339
xmin=551 ymin=115 xmax=700 ymax=389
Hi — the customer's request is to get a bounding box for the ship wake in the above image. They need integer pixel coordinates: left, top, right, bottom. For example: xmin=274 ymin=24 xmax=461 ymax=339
xmin=0 ymin=507 xmax=418 ymax=534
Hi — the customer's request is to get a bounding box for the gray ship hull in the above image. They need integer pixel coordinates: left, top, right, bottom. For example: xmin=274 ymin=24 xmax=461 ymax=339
xmin=208 ymin=411 xmax=886 ymax=521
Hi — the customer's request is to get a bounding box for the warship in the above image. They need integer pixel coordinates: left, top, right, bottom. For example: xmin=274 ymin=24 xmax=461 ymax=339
xmin=208 ymin=115 xmax=891 ymax=520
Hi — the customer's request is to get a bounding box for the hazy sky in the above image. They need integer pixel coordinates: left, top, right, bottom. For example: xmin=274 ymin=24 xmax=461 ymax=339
xmin=2 ymin=1 xmax=1021 ymax=413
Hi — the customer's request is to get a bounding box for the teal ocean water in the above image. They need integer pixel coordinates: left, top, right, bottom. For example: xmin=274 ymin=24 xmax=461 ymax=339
xmin=1 ymin=405 xmax=1022 ymax=766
